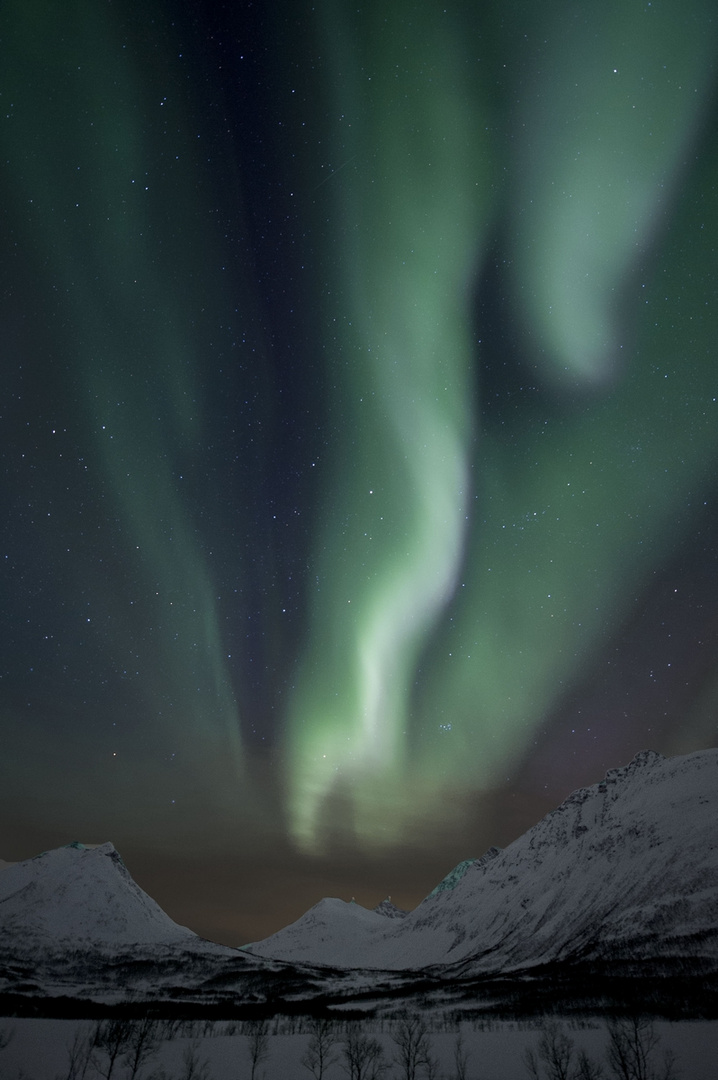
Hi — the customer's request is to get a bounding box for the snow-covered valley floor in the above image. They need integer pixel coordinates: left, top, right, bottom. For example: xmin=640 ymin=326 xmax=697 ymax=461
xmin=2 ymin=1014 xmax=717 ymax=1079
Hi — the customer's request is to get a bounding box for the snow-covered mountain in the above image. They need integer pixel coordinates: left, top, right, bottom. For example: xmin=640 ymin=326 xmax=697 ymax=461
xmin=246 ymin=749 xmax=718 ymax=974
xmin=0 ymin=840 xmax=258 ymax=1003
xmin=2 ymin=748 xmax=716 ymax=1012
xmin=0 ymin=841 xmax=198 ymax=950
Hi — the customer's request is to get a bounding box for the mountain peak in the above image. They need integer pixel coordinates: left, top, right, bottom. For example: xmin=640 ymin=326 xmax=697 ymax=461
xmin=374 ymin=898 xmax=408 ymax=918
xmin=62 ymin=840 xmax=118 ymax=854
xmin=605 ymin=749 xmax=666 ymax=780
xmin=0 ymin=841 xmax=196 ymax=949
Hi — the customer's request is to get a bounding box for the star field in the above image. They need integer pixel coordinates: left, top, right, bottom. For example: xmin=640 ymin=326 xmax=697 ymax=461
xmin=1 ymin=0 xmax=717 ymax=944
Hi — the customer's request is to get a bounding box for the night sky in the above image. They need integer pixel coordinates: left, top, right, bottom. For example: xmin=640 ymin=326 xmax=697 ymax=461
xmin=2 ymin=0 xmax=717 ymax=947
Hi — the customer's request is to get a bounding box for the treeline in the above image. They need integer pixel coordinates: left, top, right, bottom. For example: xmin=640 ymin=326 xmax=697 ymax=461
xmin=0 ymin=1012 xmax=683 ymax=1080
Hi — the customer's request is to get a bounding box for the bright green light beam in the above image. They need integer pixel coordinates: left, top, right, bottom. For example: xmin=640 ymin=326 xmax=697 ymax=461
xmin=287 ymin=0 xmax=718 ymax=851
xmin=287 ymin=3 xmax=494 ymax=851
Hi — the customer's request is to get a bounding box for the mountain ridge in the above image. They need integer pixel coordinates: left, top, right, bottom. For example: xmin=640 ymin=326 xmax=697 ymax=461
xmin=1 ymin=748 xmax=716 ymax=1012
xmin=245 ymin=748 xmax=718 ymax=973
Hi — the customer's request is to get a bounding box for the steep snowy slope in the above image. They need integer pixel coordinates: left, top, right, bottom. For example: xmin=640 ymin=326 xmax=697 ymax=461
xmin=0 ymin=841 xmax=282 ymax=1004
xmin=247 ymin=749 xmax=718 ymax=973
xmin=0 ymin=841 xmax=197 ymax=949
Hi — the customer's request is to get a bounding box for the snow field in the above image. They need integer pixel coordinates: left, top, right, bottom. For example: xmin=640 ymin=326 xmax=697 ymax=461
xmin=2 ymin=1016 xmax=717 ymax=1080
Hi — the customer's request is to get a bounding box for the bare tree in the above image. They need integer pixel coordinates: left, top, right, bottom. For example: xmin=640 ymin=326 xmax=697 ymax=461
xmin=525 ymin=1045 xmax=538 ymax=1079
xmin=302 ymin=1017 xmax=338 ymax=1080
xmin=123 ymin=1018 xmax=163 ymax=1079
xmin=62 ymin=1024 xmax=100 ymax=1080
xmin=575 ymin=1049 xmax=604 ymax=1080
xmin=424 ymin=1048 xmax=442 ymax=1080
xmin=342 ymin=1027 xmax=388 ymax=1080
xmin=452 ymin=1030 xmax=470 ymax=1080
xmin=606 ymin=1018 xmax=678 ymax=1080
xmin=524 ymin=1021 xmax=574 ymax=1080
xmin=95 ymin=1019 xmax=134 ymax=1080
xmin=524 ymin=1020 xmax=607 ymax=1080
xmin=245 ymin=1018 xmax=271 ymax=1080
xmin=392 ymin=1012 xmax=433 ymax=1080
xmin=180 ymin=1040 xmax=212 ymax=1080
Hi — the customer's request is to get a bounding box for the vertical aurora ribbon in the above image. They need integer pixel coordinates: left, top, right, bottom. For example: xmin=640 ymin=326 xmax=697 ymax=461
xmin=287 ymin=0 xmax=718 ymax=850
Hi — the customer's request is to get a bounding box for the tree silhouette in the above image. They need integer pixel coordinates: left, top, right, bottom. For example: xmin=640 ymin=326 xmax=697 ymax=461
xmin=302 ymin=1017 xmax=338 ymax=1080
xmin=342 ymin=1027 xmax=388 ymax=1080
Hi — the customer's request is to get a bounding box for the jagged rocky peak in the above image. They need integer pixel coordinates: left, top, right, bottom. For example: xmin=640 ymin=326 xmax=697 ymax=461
xmin=553 ymin=749 xmax=672 ymax=812
xmin=604 ymin=748 xmax=666 ymax=782
xmin=373 ymin=898 xmax=408 ymax=919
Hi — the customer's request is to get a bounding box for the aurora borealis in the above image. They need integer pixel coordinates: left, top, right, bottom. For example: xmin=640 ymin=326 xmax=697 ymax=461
xmin=2 ymin=1 xmax=717 ymax=945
